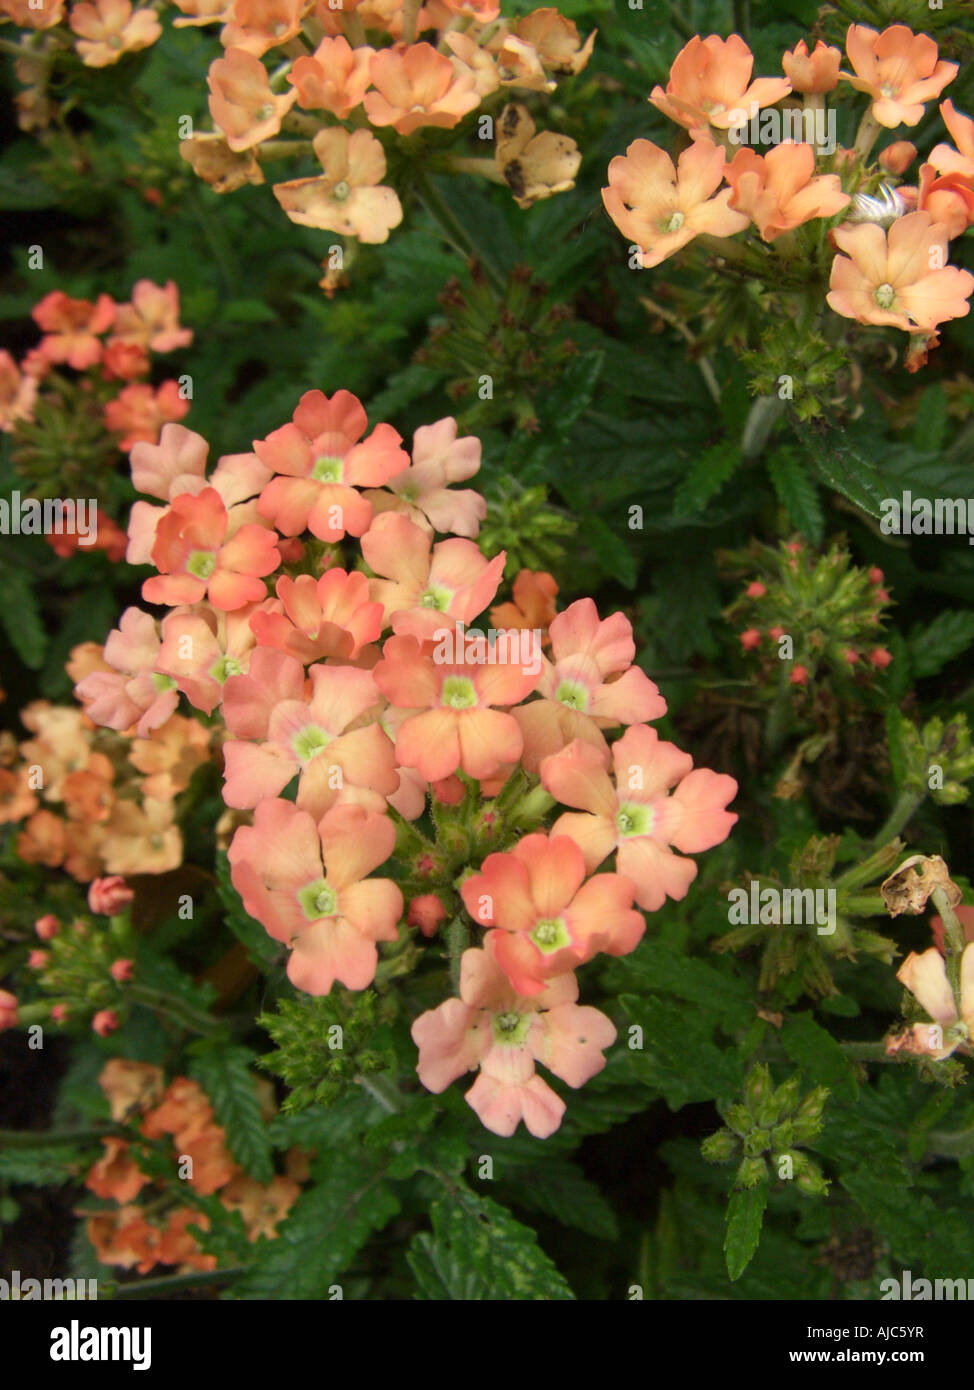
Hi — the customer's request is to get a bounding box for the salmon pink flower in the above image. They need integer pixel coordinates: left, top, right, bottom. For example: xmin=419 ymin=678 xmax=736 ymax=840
xmin=407 ymin=893 xmax=448 ymax=937
xmin=110 ymin=958 xmax=134 ymax=982
xmin=127 ymin=713 xmax=210 ymax=799
xmin=255 ymin=389 xmax=408 ymax=542
xmin=111 ymin=280 xmax=192 ymax=353
xmin=155 ymin=605 xmax=258 ymax=713
xmin=781 ymin=39 xmax=840 ymax=94
xmin=827 ymin=211 xmax=974 ymax=333
xmin=930 ymin=101 xmax=974 ymax=179
xmin=490 ymin=569 xmax=558 ymax=643
xmin=364 ymin=42 xmax=479 ymax=135
xmin=289 ymin=35 xmax=375 ymax=116
xmin=142 ymin=486 xmax=280 ymax=611
xmin=221 ymin=649 xmax=398 ymax=818
xmin=364 ymin=417 xmax=486 ymax=538
xmin=725 ymin=143 xmax=849 ymax=241
xmin=461 ymin=832 xmax=644 ymax=995
xmin=0 ymin=767 xmax=37 ymax=823
xmin=69 ymin=0 xmax=162 ymax=67
xmin=104 ymin=381 xmax=189 ymax=450
xmin=888 ymin=944 xmax=974 ymax=1059
xmin=0 ymin=351 xmax=38 ymax=431
xmin=101 ymin=798 xmax=182 ymax=875
xmin=513 ymin=599 xmax=666 ymax=772
xmin=249 ymin=569 xmax=383 ymax=665
xmin=0 ymin=990 xmax=18 ymax=1030
xmin=273 ymin=128 xmax=403 ymax=245
xmin=35 ymin=915 xmax=60 ymax=941
xmin=540 ymin=728 xmax=738 ymax=912
xmin=92 ymin=1009 xmax=120 ymax=1037
xmin=602 ymin=139 xmax=748 ymax=269
xmin=1 ymin=0 xmax=66 ymax=28
xmin=372 ymin=634 xmax=541 ymax=782
xmin=916 ymin=163 xmax=974 ymax=239
xmin=880 ymin=141 xmax=917 ymax=176
xmin=650 ymin=34 xmax=791 ymax=137
xmin=130 ymin=422 xmax=209 ymax=500
xmin=362 ymin=512 xmax=505 ymax=641
xmin=208 ymin=47 xmax=298 ymax=151
xmin=75 ymin=607 xmax=178 ymax=735
xmin=228 ymin=799 xmax=403 ymax=994
xmin=88 ymin=876 xmax=134 ymax=915
xmin=841 ymin=24 xmax=957 ymax=128
xmin=512 ymin=8 xmax=595 ymax=77
xmin=32 ymin=291 xmax=115 ymax=370
xmin=85 ymin=1139 xmax=149 ymax=1202
xmin=220 ymin=0 xmax=304 ymax=55
xmin=411 ymin=947 xmax=615 ymax=1138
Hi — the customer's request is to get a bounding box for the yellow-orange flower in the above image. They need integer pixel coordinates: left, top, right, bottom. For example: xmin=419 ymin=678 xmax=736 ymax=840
xmin=273 ymin=128 xmax=403 ymax=244
xmin=69 ymin=0 xmax=161 ymax=67
xmin=602 ymin=138 xmax=748 ymax=268
xmin=364 ymin=43 xmax=479 ymax=135
xmin=827 ymin=211 xmax=974 ymax=333
xmin=208 ymin=47 xmax=298 ymax=152
xmin=725 ymin=142 xmax=849 ymax=241
xmin=930 ymin=100 xmax=974 ymax=180
xmin=916 ymin=163 xmax=974 ymax=240
xmin=781 ymin=38 xmax=840 ymax=94
xmin=841 ymin=24 xmax=957 ymax=129
xmin=650 ymin=34 xmax=791 ymax=137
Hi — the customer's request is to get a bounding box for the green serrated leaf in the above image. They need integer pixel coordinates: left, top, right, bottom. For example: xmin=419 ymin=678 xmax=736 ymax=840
xmin=188 ymin=1042 xmax=274 ymax=1184
xmin=0 ymin=567 xmax=47 ymax=668
xmin=767 ymin=450 xmax=824 ymax=543
xmin=780 ymin=1013 xmax=857 ymax=1102
xmin=724 ymin=1184 xmax=768 ymax=1281
xmin=672 ymin=441 xmax=743 ymax=517
xmin=907 ymin=609 xmax=974 ymax=679
xmin=229 ymin=1150 xmax=400 ymax=1299
xmin=407 ymin=1190 xmax=575 ymax=1300
xmin=499 ymin=1159 xmax=619 ymax=1241
xmin=802 ymin=427 xmax=889 ymax=519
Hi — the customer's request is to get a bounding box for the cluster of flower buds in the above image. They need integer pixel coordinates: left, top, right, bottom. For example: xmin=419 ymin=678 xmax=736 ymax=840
xmin=702 ymin=1062 xmax=830 ymax=1196
xmin=0 ymin=694 xmax=213 ymax=883
xmin=0 ymin=282 xmax=193 ymax=554
xmin=724 ymin=537 xmax=893 ymax=692
xmin=24 ymin=383 xmax=739 ymax=1137
xmin=81 ymin=1060 xmax=304 ymax=1273
xmin=603 ymin=25 xmax=974 ymax=371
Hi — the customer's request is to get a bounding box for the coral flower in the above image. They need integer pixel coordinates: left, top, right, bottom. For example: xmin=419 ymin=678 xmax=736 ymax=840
xmin=602 ymin=139 xmax=749 ymax=269
xmin=142 ymin=486 xmax=280 ymax=611
xmin=540 ymin=728 xmax=738 ymax=912
xmin=513 ymin=8 xmax=595 ymax=76
xmin=841 ymin=24 xmax=957 ymax=128
xmin=0 ymin=990 xmax=18 ymax=1030
xmin=372 ymin=634 xmax=541 ymax=782
xmin=781 ymin=39 xmax=840 ymax=94
xmin=155 ymin=605 xmax=257 ymax=714
xmin=249 ymin=569 xmax=383 ymax=665
xmin=69 ymin=0 xmax=161 ymax=66
xmin=461 ymin=832 xmax=644 ymax=995
xmin=491 ymin=569 xmax=558 ymax=642
xmin=74 ymin=607 xmax=178 ymax=736
xmin=888 ymin=944 xmax=974 ymax=1059
xmin=362 ymin=512 xmax=505 ymax=641
xmin=916 ymin=163 xmax=974 ymax=239
xmin=127 ymin=714 xmax=210 ymax=799
xmin=273 ymin=128 xmax=403 ymax=245
xmin=228 ymin=799 xmax=403 ymax=995
xmin=930 ymin=100 xmax=974 ymax=180
xmin=104 ymin=381 xmax=190 ymax=449
xmin=0 ymin=350 xmax=37 ymax=431
xmin=412 ymin=947 xmax=615 ymax=1138
xmin=725 ymin=142 xmax=849 ymax=241
xmin=208 ymin=47 xmax=298 ymax=151
xmin=111 ymin=280 xmax=192 ymax=353
xmin=513 ymin=598 xmax=666 ymax=772
xmin=32 ymin=291 xmax=115 ymax=370
xmin=86 ymin=1139 xmax=149 ymax=1203
xmin=289 ymin=35 xmax=374 ymax=117
xmin=364 ymin=416 xmax=486 ymax=538
xmin=827 ymin=211 xmax=974 ymax=333
xmin=220 ymin=0 xmax=304 ymax=55
xmin=650 ymin=33 xmax=791 ymax=136
xmin=221 ymin=650 xmax=398 ymax=818
xmin=255 ymin=389 xmax=408 ymax=542
xmin=364 ymin=42 xmax=479 ymax=135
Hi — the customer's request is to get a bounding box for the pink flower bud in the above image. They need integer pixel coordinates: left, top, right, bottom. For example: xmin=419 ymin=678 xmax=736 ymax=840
xmin=869 ymin=648 xmax=893 ymax=669
xmin=739 ymin=628 xmax=761 ymax=651
xmin=28 ymin=950 xmax=49 ymax=970
xmin=109 ymin=958 xmax=134 ymax=983
xmin=790 ymin=665 xmax=809 ymax=685
xmin=92 ymin=1009 xmax=119 ymax=1037
xmin=781 ymin=38 xmax=840 ymax=93
xmin=745 ymin=581 xmax=767 ymax=598
xmin=51 ymin=1004 xmax=70 ymax=1023
xmin=407 ymin=894 xmax=448 ymax=938
xmin=842 ymin=648 xmax=860 ymax=665
xmin=879 ymin=142 xmax=916 ymax=176
xmin=277 ymin=537 xmax=304 ymax=564
xmin=35 ymin=914 xmax=60 ymax=941
xmin=868 ymin=567 xmax=884 ymax=585
xmin=0 ymin=990 xmax=19 ymax=1030
xmin=88 ymin=876 xmax=135 ymax=916
xmin=768 ymin=626 xmax=786 ymax=642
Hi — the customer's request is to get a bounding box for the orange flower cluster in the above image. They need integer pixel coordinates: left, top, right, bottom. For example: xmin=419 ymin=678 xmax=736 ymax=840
xmin=0 ymin=682 xmax=213 ymax=883
xmin=83 ymin=1060 xmax=304 ymax=1274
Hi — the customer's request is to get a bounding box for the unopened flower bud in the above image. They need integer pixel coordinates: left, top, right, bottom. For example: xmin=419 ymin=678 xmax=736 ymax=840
xmin=92 ymin=1009 xmax=119 ymax=1037
xmin=88 ymin=876 xmax=134 ymax=916
xmin=35 ymin=914 xmax=60 ymax=941
xmin=701 ymin=1128 xmax=738 ymax=1163
xmin=0 ymin=990 xmax=19 ymax=1030
xmin=109 ymin=958 xmax=134 ymax=983
xmin=735 ymin=1156 xmax=769 ymax=1189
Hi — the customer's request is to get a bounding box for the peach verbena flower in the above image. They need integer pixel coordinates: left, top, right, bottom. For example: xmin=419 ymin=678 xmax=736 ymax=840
xmin=411 ymin=946 xmax=615 ymax=1138
xmin=249 ymin=568 xmax=383 ymax=665
xmin=888 ymin=944 xmax=974 ymax=1059
xmin=364 ymin=416 xmax=486 ymax=538
xmin=69 ymin=0 xmax=161 ymax=67
xmin=725 ymin=142 xmax=849 ymax=241
xmin=228 ymin=798 xmax=403 ymax=994
xmin=602 ymin=139 xmax=748 ymax=269
xmin=781 ymin=39 xmax=840 ymax=95
xmin=363 ymin=42 xmax=479 ymax=135
xmin=142 ymin=486 xmax=280 ymax=611
xmin=827 ymin=211 xmax=974 ymax=334
xmin=650 ymin=33 xmax=791 ymax=137
xmin=841 ymin=24 xmax=957 ymax=129
xmin=273 ymin=128 xmax=403 ymax=245
xmin=460 ymin=830 xmax=643 ymax=996
xmin=208 ymin=46 xmax=298 ymax=152
xmin=540 ymin=728 xmax=738 ymax=912
xmin=930 ymin=100 xmax=974 ymax=181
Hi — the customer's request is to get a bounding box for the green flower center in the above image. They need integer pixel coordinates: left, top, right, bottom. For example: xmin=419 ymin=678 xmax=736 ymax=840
xmin=555 ymin=679 xmax=589 ymax=711
xmin=332 ymin=180 xmax=351 ymax=201
xmin=874 ymin=282 xmax=896 ymax=309
xmin=256 ymin=103 xmax=275 ymax=122
xmin=661 ymin=210 xmax=685 ymax=234
xmin=616 ymin=802 xmax=653 ymax=838
xmin=530 ymin=917 xmax=570 ymax=954
xmin=420 ymin=584 xmax=452 ymax=611
xmin=187 ymin=550 xmax=216 ymax=580
xmin=210 ymin=654 xmax=243 ymax=684
xmin=491 ymin=1010 xmax=532 ymax=1046
xmin=292 ymin=723 xmax=331 ymax=762
xmin=297 ymin=878 xmax=337 ymax=920
xmin=441 ymin=675 xmax=477 ymax=709
xmin=312 ymin=455 xmax=343 ymax=482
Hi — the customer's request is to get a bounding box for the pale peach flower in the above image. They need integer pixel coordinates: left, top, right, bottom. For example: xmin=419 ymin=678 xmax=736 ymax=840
xmin=273 ymin=128 xmax=403 ymax=245
xmin=841 ymin=24 xmax=957 ymax=128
